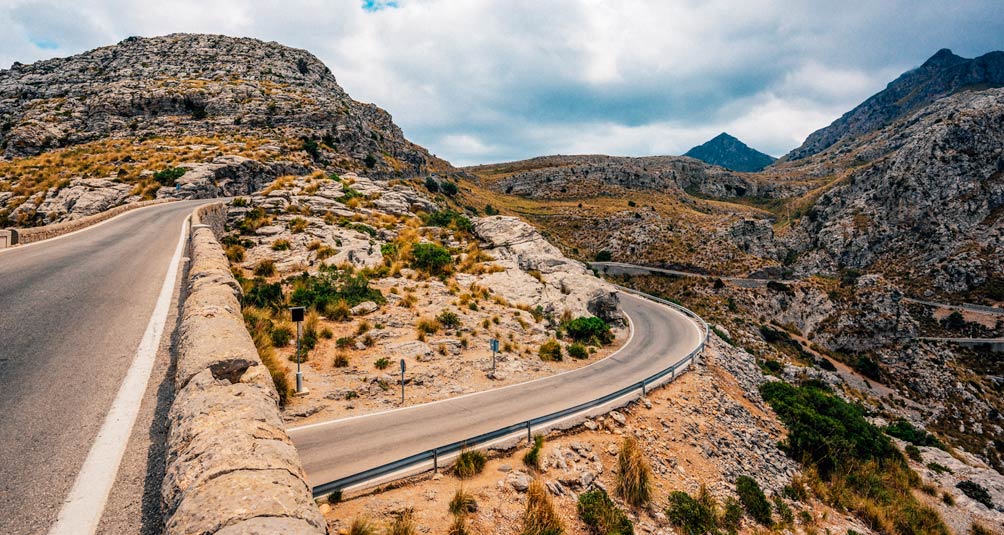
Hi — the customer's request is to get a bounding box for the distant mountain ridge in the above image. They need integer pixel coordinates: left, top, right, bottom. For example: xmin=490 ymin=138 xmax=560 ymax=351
xmin=785 ymin=48 xmax=1004 ymax=160
xmin=683 ymin=132 xmax=776 ymax=172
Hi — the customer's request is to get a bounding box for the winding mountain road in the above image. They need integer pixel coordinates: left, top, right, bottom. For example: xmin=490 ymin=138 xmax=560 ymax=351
xmin=289 ymin=291 xmax=704 ymax=492
xmin=0 ymin=199 xmax=209 ymax=535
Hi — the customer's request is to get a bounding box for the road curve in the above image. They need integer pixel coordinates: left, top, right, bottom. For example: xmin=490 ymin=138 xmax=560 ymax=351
xmin=290 ymin=292 xmax=703 ymax=490
xmin=0 ymin=199 xmax=209 ymax=534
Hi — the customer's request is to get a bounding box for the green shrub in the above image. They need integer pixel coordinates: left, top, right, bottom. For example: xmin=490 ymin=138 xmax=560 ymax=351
xmin=374 ymin=357 xmax=391 ymax=370
xmin=242 ymin=279 xmax=285 ymax=309
xmin=567 ymin=342 xmax=589 ymax=359
xmin=153 ymin=166 xmax=186 ymax=186
xmin=720 ymin=498 xmax=743 ymax=534
xmin=333 ymin=353 xmax=349 ymax=367
xmin=270 ymin=324 xmax=293 ymax=347
xmin=411 ymin=242 xmax=453 ymax=274
xmin=760 ymin=381 xmax=898 ymax=478
xmin=437 ymin=310 xmax=461 ymax=329
xmin=594 ymin=250 xmax=612 ymax=262
xmin=289 ymin=267 xmax=385 ymax=311
xmin=578 ymin=487 xmax=633 ymax=535
xmin=616 ymin=436 xmax=651 ymax=508
xmin=564 ymin=316 xmax=613 ymax=345
xmin=956 ymin=480 xmax=994 ymax=509
xmin=666 ymin=490 xmax=716 ymax=535
xmin=336 ymin=336 xmax=355 ymax=349
xmin=927 ymin=462 xmax=953 ymax=475
xmin=523 ymin=435 xmax=544 ymax=470
xmin=773 ymin=495 xmax=793 ymax=525
xmin=886 ymin=419 xmax=944 ymax=448
xmin=736 ymin=476 xmax=772 ymax=526
xmin=538 ymin=339 xmax=562 ymax=361
xmin=423 ymin=210 xmax=473 ymax=232
xmin=905 ymin=444 xmax=923 ymax=462
xmin=425 ymin=176 xmax=440 ymax=193
xmin=441 ymin=181 xmax=459 ymax=196
xmin=854 ymin=354 xmax=882 ymax=381
xmin=454 ymin=448 xmax=486 ymax=479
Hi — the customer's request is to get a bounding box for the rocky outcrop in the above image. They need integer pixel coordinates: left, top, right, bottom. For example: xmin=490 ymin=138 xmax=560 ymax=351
xmin=783 ymin=88 xmax=1004 ymax=294
xmin=0 ymin=34 xmax=452 ymax=177
xmin=467 ymin=154 xmax=806 ymax=200
xmin=470 ymin=216 xmax=625 ymax=324
xmin=786 ymin=49 xmax=1004 ymax=161
xmin=163 ymin=203 xmax=324 ymax=535
xmin=156 ymin=156 xmax=310 ymax=200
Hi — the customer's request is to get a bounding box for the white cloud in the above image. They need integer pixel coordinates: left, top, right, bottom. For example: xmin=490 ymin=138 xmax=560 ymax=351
xmin=0 ymin=0 xmax=1000 ymax=165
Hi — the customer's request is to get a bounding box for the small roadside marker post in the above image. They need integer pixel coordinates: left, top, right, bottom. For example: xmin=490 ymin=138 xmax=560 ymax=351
xmin=291 ymin=306 xmax=305 ymax=394
xmin=490 ymin=338 xmax=499 ymax=374
xmin=400 ymin=358 xmax=406 ymax=405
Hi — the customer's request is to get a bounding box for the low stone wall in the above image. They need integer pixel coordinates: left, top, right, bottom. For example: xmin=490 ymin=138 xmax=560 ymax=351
xmin=14 ymin=199 xmax=175 ymax=245
xmin=162 ymin=202 xmax=325 ymax=534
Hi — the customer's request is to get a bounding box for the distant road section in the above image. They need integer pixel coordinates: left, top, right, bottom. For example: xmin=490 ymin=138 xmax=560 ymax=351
xmin=290 ymin=292 xmax=703 ymax=492
xmin=0 ymin=200 xmax=207 ymax=534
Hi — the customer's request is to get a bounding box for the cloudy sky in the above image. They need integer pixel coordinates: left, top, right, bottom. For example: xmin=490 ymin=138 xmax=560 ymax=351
xmin=1 ymin=1 xmax=1001 ymax=165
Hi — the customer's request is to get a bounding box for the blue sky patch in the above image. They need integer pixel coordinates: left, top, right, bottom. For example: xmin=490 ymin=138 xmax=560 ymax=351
xmin=362 ymin=0 xmax=398 ymax=12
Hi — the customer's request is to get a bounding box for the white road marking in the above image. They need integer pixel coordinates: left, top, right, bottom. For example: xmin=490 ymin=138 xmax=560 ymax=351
xmin=47 ymin=215 xmax=190 ymax=535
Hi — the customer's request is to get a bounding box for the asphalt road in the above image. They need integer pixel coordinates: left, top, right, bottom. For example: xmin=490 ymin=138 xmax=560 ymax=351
xmin=0 ymin=199 xmax=207 ymax=535
xmin=290 ymin=292 xmax=703 ymax=490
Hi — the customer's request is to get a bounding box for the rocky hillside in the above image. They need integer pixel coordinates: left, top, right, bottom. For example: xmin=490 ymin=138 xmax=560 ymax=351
xmin=785 ymin=48 xmax=1004 ymax=161
xmin=684 ymin=132 xmax=776 ymax=172
xmin=0 ymin=33 xmax=456 ymax=226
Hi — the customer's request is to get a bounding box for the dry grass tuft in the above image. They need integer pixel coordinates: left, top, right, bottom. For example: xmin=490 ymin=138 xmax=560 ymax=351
xmin=521 ymin=480 xmax=564 ymax=535
xmin=616 ymin=436 xmax=652 ymax=508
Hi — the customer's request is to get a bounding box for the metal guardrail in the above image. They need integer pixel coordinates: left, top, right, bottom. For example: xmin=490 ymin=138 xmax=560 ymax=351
xmin=311 ymin=287 xmax=709 ymax=498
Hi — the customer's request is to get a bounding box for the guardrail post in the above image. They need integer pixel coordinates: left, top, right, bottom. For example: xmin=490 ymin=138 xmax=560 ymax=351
xmin=641 ymin=382 xmax=647 ymax=396
xmin=527 ymin=421 xmax=531 ymax=442
xmin=433 ymin=448 xmax=438 ymax=473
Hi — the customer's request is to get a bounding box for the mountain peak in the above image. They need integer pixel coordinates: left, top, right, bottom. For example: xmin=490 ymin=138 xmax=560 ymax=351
xmin=684 ymin=133 xmax=775 ymax=172
xmin=922 ymin=48 xmax=964 ymax=68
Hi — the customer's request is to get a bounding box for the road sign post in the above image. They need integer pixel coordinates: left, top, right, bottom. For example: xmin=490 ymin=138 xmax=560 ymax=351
xmin=490 ymin=338 xmax=499 ymax=374
xmin=400 ymin=358 xmax=406 ymax=404
xmin=291 ymin=306 xmax=305 ymax=394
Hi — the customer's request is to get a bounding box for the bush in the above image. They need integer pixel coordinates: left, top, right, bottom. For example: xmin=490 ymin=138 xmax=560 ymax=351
xmin=521 ymin=480 xmax=564 ymax=535
xmin=927 ymin=462 xmax=953 ymax=475
xmin=271 ymin=239 xmax=291 ymax=251
xmin=905 ymin=444 xmax=923 ymax=462
xmin=270 ymin=324 xmax=293 ymax=347
xmin=411 ymin=242 xmax=453 ymax=274
xmin=564 ymin=316 xmax=613 ymax=345
xmin=417 ymin=317 xmax=441 ymax=334
xmin=425 ymin=176 xmax=440 ymax=193
xmin=423 ymin=210 xmax=473 ymax=232
xmin=578 ymin=487 xmax=633 ymax=535
xmin=326 ymin=300 xmax=352 ymax=321
xmin=386 ymin=509 xmax=416 ymax=535
xmin=818 ymin=357 xmax=837 ymax=371
xmin=942 ymin=311 xmax=966 ymax=330
xmin=886 ymin=419 xmax=944 ymax=448
xmin=153 ymin=166 xmax=186 ymax=186
xmin=666 ymin=490 xmax=716 ymax=535
xmin=760 ymin=381 xmax=898 ymax=478
xmin=437 ymin=310 xmax=461 ymax=329
xmin=289 ymin=267 xmax=385 ymax=311
xmin=454 ymin=448 xmax=486 ymax=479
xmin=736 ymin=476 xmax=772 ymax=526
xmin=524 ymin=435 xmax=544 ymax=471
xmin=333 ymin=353 xmax=349 ymax=367
xmin=243 ymin=279 xmax=284 ymax=309
xmin=594 ymin=250 xmax=612 ymax=262
xmin=253 ymin=259 xmax=276 ymax=277
xmin=336 ymin=336 xmax=355 ymax=349
xmin=348 ymin=517 xmax=376 ymax=535
xmin=374 ymin=357 xmax=391 ymax=370
xmin=956 ymin=480 xmax=994 ymax=509
xmin=441 ymin=181 xmax=459 ymax=196
xmin=449 ymin=488 xmax=478 ymax=516
xmin=616 ymin=436 xmax=652 ymax=508
xmin=538 ymin=339 xmax=562 ymax=361
xmin=721 ymin=498 xmax=743 ymax=534
xmin=567 ymin=342 xmax=589 ymax=359
xmin=854 ymin=354 xmax=882 ymax=381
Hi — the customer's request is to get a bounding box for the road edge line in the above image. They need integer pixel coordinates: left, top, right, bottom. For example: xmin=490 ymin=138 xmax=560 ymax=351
xmin=47 ymin=214 xmax=190 ymax=535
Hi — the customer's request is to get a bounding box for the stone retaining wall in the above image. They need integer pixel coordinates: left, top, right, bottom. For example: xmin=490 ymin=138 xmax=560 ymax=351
xmin=162 ymin=202 xmax=325 ymax=534
xmin=14 ymin=199 xmax=174 ymax=245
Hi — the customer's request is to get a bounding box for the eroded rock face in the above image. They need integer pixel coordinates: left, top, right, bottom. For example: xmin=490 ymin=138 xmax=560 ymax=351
xmin=156 ymin=156 xmax=309 ymax=200
xmin=15 ymin=177 xmax=137 ymax=224
xmin=783 ymin=88 xmax=1004 ymax=294
xmin=472 ymin=216 xmax=625 ymax=324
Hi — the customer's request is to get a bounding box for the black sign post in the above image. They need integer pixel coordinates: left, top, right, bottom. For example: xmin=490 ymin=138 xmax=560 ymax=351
xmin=490 ymin=338 xmax=500 ymax=374
xmin=399 ymin=358 xmax=406 ymax=405
xmin=290 ymin=306 xmax=305 ymax=394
